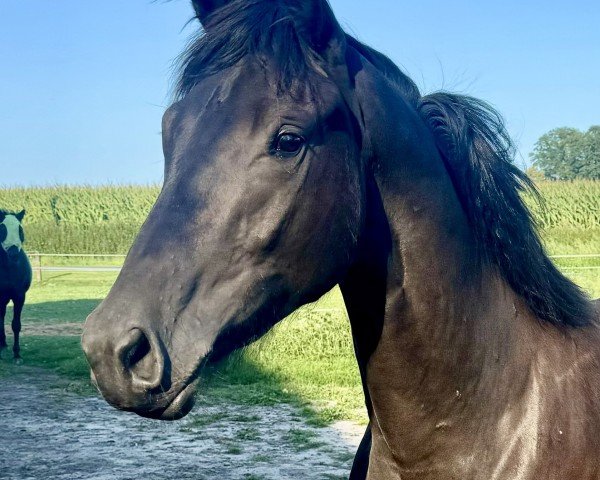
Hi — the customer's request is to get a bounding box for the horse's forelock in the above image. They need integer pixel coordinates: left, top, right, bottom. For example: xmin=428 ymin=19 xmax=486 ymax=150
xmin=175 ymin=0 xmax=351 ymax=99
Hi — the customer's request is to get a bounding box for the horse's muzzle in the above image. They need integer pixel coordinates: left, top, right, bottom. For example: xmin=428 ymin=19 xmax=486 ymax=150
xmin=81 ymin=318 xmax=196 ymax=420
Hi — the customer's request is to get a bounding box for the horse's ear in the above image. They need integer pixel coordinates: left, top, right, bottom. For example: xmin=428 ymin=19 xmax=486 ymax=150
xmin=191 ymin=0 xmax=230 ymax=27
xmin=16 ymin=210 xmax=25 ymax=222
xmin=295 ymin=1 xmax=362 ymax=123
xmin=294 ymin=0 xmax=347 ymax=67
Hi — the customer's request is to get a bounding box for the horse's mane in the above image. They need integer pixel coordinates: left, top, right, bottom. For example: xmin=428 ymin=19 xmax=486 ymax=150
xmin=175 ymin=0 xmax=592 ymax=327
xmin=177 ymin=0 xmax=318 ymax=97
xmin=418 ymin=94 xmax=592 ymax=327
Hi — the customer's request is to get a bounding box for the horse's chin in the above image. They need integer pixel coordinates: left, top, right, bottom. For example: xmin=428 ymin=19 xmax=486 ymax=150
xmin=91 ymin=365 xmax=199 ymax=421
xmin=139 ymin=381 xmax=198 ymax=421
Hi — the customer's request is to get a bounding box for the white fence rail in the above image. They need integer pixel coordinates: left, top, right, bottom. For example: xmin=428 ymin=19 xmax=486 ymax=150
xmin=550 ymin=254 xmax=600 ymax=259
xmin=29 ymin=253 xmax=125 ymax=282
xmin=27 ymin=252 xmax=600 ymax=282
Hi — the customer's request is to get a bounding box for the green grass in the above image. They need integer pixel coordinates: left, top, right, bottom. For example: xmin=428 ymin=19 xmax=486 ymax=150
xmin=16 ymin=272 xmax=116 ymax=324
xmin=187 ymin=411 xmax=230 ymax=428
xmin=226 ymin=445 xmax=243 ymax=455
xmin=542 ymin=227 xmax=600 ymax=255
xmin=284 ymin=428 xmax=326 ymax=451
xmin=0 ymin=336 xmax=95 ymax=395
xmin=251 ymin=455 xmax=271 ymax=463
xmin=236 ymin=427 xmax=261 ymax=441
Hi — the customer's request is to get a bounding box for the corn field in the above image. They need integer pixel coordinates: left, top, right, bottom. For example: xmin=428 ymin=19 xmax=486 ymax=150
xmin=526 ymin=181 xmax=600 ymax=229
xmin=0 ymin=181 xmax=598 ymax=254
xmin=0 ymin=185 xmax=160 ymax=253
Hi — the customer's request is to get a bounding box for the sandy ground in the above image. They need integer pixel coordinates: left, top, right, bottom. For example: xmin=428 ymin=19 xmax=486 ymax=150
xmin=0 ymin=368 xmax=364 ymax=480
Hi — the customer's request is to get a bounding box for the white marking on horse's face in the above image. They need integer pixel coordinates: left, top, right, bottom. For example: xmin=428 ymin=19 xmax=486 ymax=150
xmin=1 ymin=215 xmax=23 ymax=252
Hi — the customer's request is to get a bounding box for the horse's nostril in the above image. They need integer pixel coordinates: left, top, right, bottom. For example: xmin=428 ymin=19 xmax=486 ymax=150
xmin=118 ymin=328 xmax=164 ymax=391
xmin=123 ymin=329 xmax=151 ymax=369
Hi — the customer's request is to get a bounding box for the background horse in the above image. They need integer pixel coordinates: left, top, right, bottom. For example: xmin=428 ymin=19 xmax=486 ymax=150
xmin=0 ymin=209 xmax=32 ymax=361
xmin=83 ymin=1 xmax=600 ymax=478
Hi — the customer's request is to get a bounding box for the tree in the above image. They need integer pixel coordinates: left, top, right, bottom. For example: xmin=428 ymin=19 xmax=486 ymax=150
xmin=530 ymin=126 xmax=600 ymax=180
xmin=579 ymin=126 xmax=600 ymax=179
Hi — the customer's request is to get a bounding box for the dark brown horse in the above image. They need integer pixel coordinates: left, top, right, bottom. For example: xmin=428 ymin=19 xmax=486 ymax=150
xmin=82 ymin=1 xmax=600 ymax=478
xmin=1 ymin=209 xmax=31 ymax=362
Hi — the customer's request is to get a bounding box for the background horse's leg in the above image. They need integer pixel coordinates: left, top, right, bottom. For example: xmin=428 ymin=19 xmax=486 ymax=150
xmin=11 ymin=294 xmax=24 ymax=361
xmin=349 ymin=422 xmax=371 ymax=480
xmin=0 ymin=294 xmax=8 ymax=352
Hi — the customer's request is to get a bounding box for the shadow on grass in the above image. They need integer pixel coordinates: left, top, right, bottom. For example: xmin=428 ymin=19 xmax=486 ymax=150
xmin=5 ymin=298 xmax=102 ymax=326
xmin=199 ymin=350 xmax=364 ymax=427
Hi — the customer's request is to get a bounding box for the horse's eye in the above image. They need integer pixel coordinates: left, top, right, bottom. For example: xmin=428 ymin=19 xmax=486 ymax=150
xmin=275 ymin=133 xmax=304 ymax=157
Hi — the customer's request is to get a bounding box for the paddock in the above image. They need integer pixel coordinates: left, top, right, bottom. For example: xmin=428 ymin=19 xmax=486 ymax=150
xmin=0 ymin=367 xmax=361 ymax=480
xmin=0 ymin=250 xmax=598 ymax=479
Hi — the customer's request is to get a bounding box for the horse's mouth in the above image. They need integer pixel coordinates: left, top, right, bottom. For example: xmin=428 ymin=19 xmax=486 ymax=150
xmin=159 ymin=381 xmax=198 ymax=420
xmin=90 ymin=368 xmax=198 ymax=421
xmin=140 ymin=381 xmax=198 ymax=421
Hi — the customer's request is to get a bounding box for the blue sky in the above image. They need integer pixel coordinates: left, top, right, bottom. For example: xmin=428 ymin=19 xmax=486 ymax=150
xmin=1 ymin=0 xmax=599 ymax=185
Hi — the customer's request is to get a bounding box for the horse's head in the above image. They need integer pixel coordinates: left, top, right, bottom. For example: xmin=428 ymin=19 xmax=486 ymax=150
xmin=82 ymin=0 xmax=371 ymax=420
xmin=0 ymin=210 xmax=26 ymax=263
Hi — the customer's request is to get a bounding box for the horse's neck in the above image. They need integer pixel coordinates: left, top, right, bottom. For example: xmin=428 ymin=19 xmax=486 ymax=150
xmin=342 ymin=82 xmax=538 ymax=468
xmin=369 ymin=159 xmax=525 ymax=394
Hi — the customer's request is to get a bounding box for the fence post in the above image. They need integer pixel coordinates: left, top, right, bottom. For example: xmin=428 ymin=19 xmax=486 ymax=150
xmin=33 ymin=253 xmax=42 ymax=283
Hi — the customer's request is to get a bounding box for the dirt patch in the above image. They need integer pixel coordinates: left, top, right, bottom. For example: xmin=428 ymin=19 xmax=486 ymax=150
xmin=0 ymin=368 xmax=364 ymax=479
